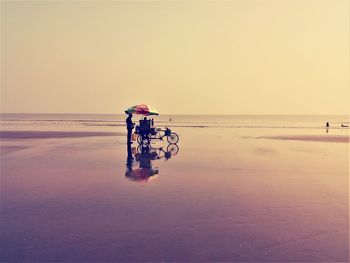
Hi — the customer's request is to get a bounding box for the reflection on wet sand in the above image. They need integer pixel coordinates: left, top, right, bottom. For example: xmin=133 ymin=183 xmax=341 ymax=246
xmin=125 ymin=143 xmax=179 ymax=182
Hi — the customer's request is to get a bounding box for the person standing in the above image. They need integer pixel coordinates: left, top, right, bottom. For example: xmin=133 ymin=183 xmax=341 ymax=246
xmin=126 ymin=113 xmax=134 ymax=144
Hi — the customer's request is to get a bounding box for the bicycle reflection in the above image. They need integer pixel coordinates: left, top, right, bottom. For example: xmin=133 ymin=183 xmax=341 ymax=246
xmin=125 ymin=143 xmax=179 ymax=182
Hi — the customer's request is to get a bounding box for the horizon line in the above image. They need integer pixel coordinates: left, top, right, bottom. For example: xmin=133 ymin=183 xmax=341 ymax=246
xmin=1 ymin=112 xmax=349 ymax=116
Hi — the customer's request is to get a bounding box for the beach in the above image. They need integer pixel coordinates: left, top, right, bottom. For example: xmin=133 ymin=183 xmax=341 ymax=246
xmin=0 ymin=114 xmax=349 ymax=262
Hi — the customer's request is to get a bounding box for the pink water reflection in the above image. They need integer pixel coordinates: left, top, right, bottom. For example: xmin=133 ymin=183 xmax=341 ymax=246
xmin=1 ymin=123 xmax=348 ymax=261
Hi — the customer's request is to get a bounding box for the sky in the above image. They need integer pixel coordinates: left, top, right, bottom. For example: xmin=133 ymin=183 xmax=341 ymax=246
xmin=1 ymin=0 xmax=349 ymax=115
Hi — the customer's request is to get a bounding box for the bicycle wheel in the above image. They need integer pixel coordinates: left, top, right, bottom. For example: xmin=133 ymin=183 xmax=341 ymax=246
xmin=167 ymin=144 xmax=179 ymax=155
xmin=137 ymin=135 xmax=142 ymax=144
xmin=167 ymin=132 xmax=179 ymax=144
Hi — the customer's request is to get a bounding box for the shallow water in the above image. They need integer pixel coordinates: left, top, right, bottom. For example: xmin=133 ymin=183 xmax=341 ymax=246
xmin=0 ymin=114 xmax=349 ymax=262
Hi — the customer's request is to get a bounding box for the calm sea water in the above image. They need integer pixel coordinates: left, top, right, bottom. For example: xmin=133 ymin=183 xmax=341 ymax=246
xmin=1 ymin=113 xmax=349 ymax=129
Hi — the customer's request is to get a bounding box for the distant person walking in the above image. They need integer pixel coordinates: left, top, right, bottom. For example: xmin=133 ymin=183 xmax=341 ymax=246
xmin=326 ymin=122 xmax=329 ymax=128
xmin=126 ymin=113 xmax=134 ymax=144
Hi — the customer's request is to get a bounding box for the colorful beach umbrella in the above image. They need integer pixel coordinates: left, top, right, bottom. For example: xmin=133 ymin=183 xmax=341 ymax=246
xmin=124 ymin=104 xmax=159 ymax=116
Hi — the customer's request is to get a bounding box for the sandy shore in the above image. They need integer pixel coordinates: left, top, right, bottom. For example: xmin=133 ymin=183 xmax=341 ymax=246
xmin=0 ymin=130 xmax=123 ymax=139
xmin=258 ymin=135 xmax=350 ymax=143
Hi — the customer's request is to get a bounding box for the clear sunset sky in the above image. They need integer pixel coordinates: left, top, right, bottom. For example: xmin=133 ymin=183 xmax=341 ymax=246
xmin=1 ymin=0 xmax=349 ymax=115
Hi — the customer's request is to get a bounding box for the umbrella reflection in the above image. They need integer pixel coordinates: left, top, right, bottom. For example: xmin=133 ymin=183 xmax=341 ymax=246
xmin=125 ymin=143 xmax=179 ymax=182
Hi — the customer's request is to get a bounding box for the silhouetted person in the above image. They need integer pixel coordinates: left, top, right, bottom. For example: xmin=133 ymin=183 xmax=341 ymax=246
xmin=325 ymin=122 xmax=329 ymax=133
xmin=126 ymin=113 xmax=134 ymax=144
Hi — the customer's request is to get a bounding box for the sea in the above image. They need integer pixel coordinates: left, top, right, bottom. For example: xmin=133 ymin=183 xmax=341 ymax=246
xmin=1 ymin=113 xmax=349 ymax=130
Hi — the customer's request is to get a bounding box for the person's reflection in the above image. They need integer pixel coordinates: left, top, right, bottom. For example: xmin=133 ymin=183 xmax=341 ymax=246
xmin=125 ymin=144 xmax=158 ymax=182
xmin=126 ymin=143 xmax=134 ymax=172
xmin=125 ymin=143 xmax=180 ymax=183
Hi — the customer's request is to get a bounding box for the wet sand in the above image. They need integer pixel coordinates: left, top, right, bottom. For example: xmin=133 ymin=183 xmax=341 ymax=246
xmin=259 ymin=135 xmax=350 ymax=143
xmin=0 ymin=130 xmax=123 ymax=139
xmin=0 ymin=125 xmax=349 ymax=262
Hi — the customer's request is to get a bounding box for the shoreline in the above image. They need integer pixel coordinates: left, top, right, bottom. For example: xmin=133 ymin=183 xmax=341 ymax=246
xmin=0 ymin=131 xmax=124 ymax=139
xmin=258 ymin=135 xmax=350 ymax=143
